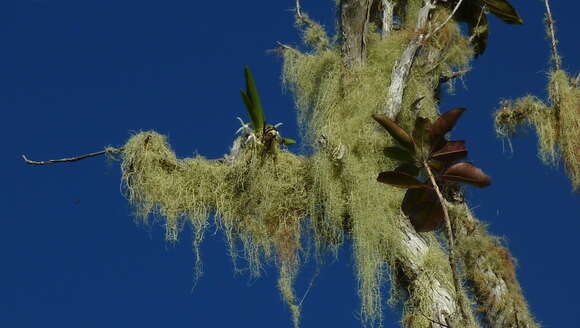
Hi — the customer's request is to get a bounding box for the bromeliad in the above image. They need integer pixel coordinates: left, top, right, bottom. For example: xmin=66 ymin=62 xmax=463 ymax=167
xmin=373 ymin=108 xmax=491 ymax=232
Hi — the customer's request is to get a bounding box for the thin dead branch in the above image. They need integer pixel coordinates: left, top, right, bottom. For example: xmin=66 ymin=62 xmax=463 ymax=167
xmin=425 ymin=0 xmax=465 ymax=41
xmin=22 ymin=147 xmax=123 ymax=165
xmin=543 ymin=0 xmax=561 ymax=71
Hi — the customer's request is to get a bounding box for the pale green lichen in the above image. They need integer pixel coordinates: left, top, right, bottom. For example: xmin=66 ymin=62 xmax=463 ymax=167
xmin=494 ymin=70 xmax=580 ymax=190
xmin=120 ymin=2 xmax=482 ymax=327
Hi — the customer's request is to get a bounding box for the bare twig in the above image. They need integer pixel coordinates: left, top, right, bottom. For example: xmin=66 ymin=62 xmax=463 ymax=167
xmin=423 ymin=160 xmax=471 ymax=325
xmin=22 ymin=147 xmax=123 ymax=165
xmin=295 ymin=0 xmax=303 ymax=19
xmin=298 ymin=267 xmax=320 ymax=307
xmin=543 ymin=0 xmax=563 ymax=132
xmin=468 ymin=6 xmax=486 ymax=44
xmin=425 ymin=0 xmax=465 ymax=41
xmin=543 ymin=0 xmax=561 ymax=71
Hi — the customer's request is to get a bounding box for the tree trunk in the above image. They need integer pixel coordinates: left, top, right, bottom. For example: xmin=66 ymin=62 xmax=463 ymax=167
xmin=340 ymin=0 xmax=372 ymax=67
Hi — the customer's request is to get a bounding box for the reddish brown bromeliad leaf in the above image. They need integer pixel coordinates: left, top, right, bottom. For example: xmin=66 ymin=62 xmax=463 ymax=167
xmin=431 ymin=140 xmax=468 ymax=164
xmin=383 ymin=147 xmax=415 ymax=163
xmin=441 ymin=162 xmax=491 ymax=188
xmin=412 ymin=117 xmax=432 ymax=158
xmin=402 ymin=187 xmax=444 ymax=232
xmin=429 ymin=108 xmax=466 ymax=152
xmin=373 ymin=108 xmax=491 ymax=232
xmin=377 ymin=171 xmax=429 ymax=189
xmin=372 ymin=114 xmax=415 ymax=152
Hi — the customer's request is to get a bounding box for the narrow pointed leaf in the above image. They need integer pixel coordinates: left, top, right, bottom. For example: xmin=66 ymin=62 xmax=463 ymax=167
xmin=431 ymin=140 xmax=468 ymax=163
xmin=384 ymin=147 xmax=415 ymax=163
xmin=281 ymin=138 xmax=296 ymax=145
xmin=441 ymin=162 xmax=491 ymax=188
xmin=395 ymin=163 xmax=420 ymax=177
xmin=377 ymin=171 xmax=428 ymax=189
xmin=429 ymin=108 xmax=466 ymax=152
xmin=244 ymin=67 xmax=265 ymax=133
xmin=402 ymin=188 xmax=444 ymax=232
xmin=481 ymin=0 xmax=523 ymax=24
xmin=412 ymin=117 xmax=431 ymax=157
xmin=372 ymin=114 xmax=415 ymax=152
xmin=240 ymin=90 xmax=258 ymax=130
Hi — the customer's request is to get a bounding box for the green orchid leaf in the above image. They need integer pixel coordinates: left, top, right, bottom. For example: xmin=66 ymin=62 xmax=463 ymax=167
xmin=430 ymin=140 xmax=468 ymax=163
xmin=372 ymin=114 xmax=415 ymax=152
xmin=239 ymin=90 xmax=257 ymax=129
xmin=384 ymin=147 xmax=415 ymax=163
xmin=402 ymin=188 xmax=444 ymax=232
xmin=377 ymin=171 xmax=429 ymax=189
xmin=281 ymin=138 xmax=296 ymax=145
xmin=243 ymin=67 xmax=265 ymax=133
xmin=440 ymin=162 xmax=491 ymax=188
xmin=481 ymin=0 xmax=523 ymax=25
xmin=429 ymin=108 xmax=466 ymax=152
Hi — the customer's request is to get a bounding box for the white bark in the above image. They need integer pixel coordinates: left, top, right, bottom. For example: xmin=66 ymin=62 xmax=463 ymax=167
xmin=397 ymin=219 xmax=457 ymax=328
xmin=384 ymin=0 xmax=435 ymax=119
xmin=381 ymin=0 xmax=395 ymax=39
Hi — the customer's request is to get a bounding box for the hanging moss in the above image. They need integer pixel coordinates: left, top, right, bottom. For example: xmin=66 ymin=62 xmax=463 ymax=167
xmin=281 ymin=7 xmax=474 ymax=325
xmin=449 ymin=204 xmax=539 ymax=327
xmin=120 ymin=2 xmax=479 ymax=326
xmin=121 ymin=131 xmax=311 ymax=326
xmin=550 ymin=70 xmax=580 ymax=189
xmin=494 ymin=70 xmax=580 ymax=190
xmin=494 ymin=96 xmax=557 ymax=164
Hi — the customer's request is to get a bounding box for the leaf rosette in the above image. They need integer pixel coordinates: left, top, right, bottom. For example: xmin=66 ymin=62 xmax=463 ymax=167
xmin=373 ymin=108 xmax=491 ymax=232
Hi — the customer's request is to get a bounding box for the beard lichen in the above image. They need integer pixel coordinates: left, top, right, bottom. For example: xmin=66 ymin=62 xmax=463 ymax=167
xmin=281 ymin=7 xmax=474 ymax=326
xmin=494 ymin=69 xmax=580 ymax=190
xmin=120 ymin=3 xmax=482 ymax=326
xmin=121 ymin=131 xmax=310 ymax=326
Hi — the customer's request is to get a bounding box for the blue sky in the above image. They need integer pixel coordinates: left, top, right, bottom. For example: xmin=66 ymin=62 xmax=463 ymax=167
xmin=2 ymin=1 xmax=579 ymax=327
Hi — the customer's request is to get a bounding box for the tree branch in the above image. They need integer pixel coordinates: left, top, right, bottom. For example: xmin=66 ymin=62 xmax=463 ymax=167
xmin=381 ymin=0 xmax=395 ymax=39
xmin=543 ymin=0 xmax=561 ymax=71
xmin=425 ymin=0 xmax=465 ymax=41
xmin=22 ymin=147 xmax=123 ymax=165
xmin=384 ymin=0 xmax=435 ymax=119
xmin=423 ymin=160 xmax=471 ymax=326
xmin=340 ymin=0 xmax=373 ymax=67
xmin=453 ymin=207 xmax=540 ymax=327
